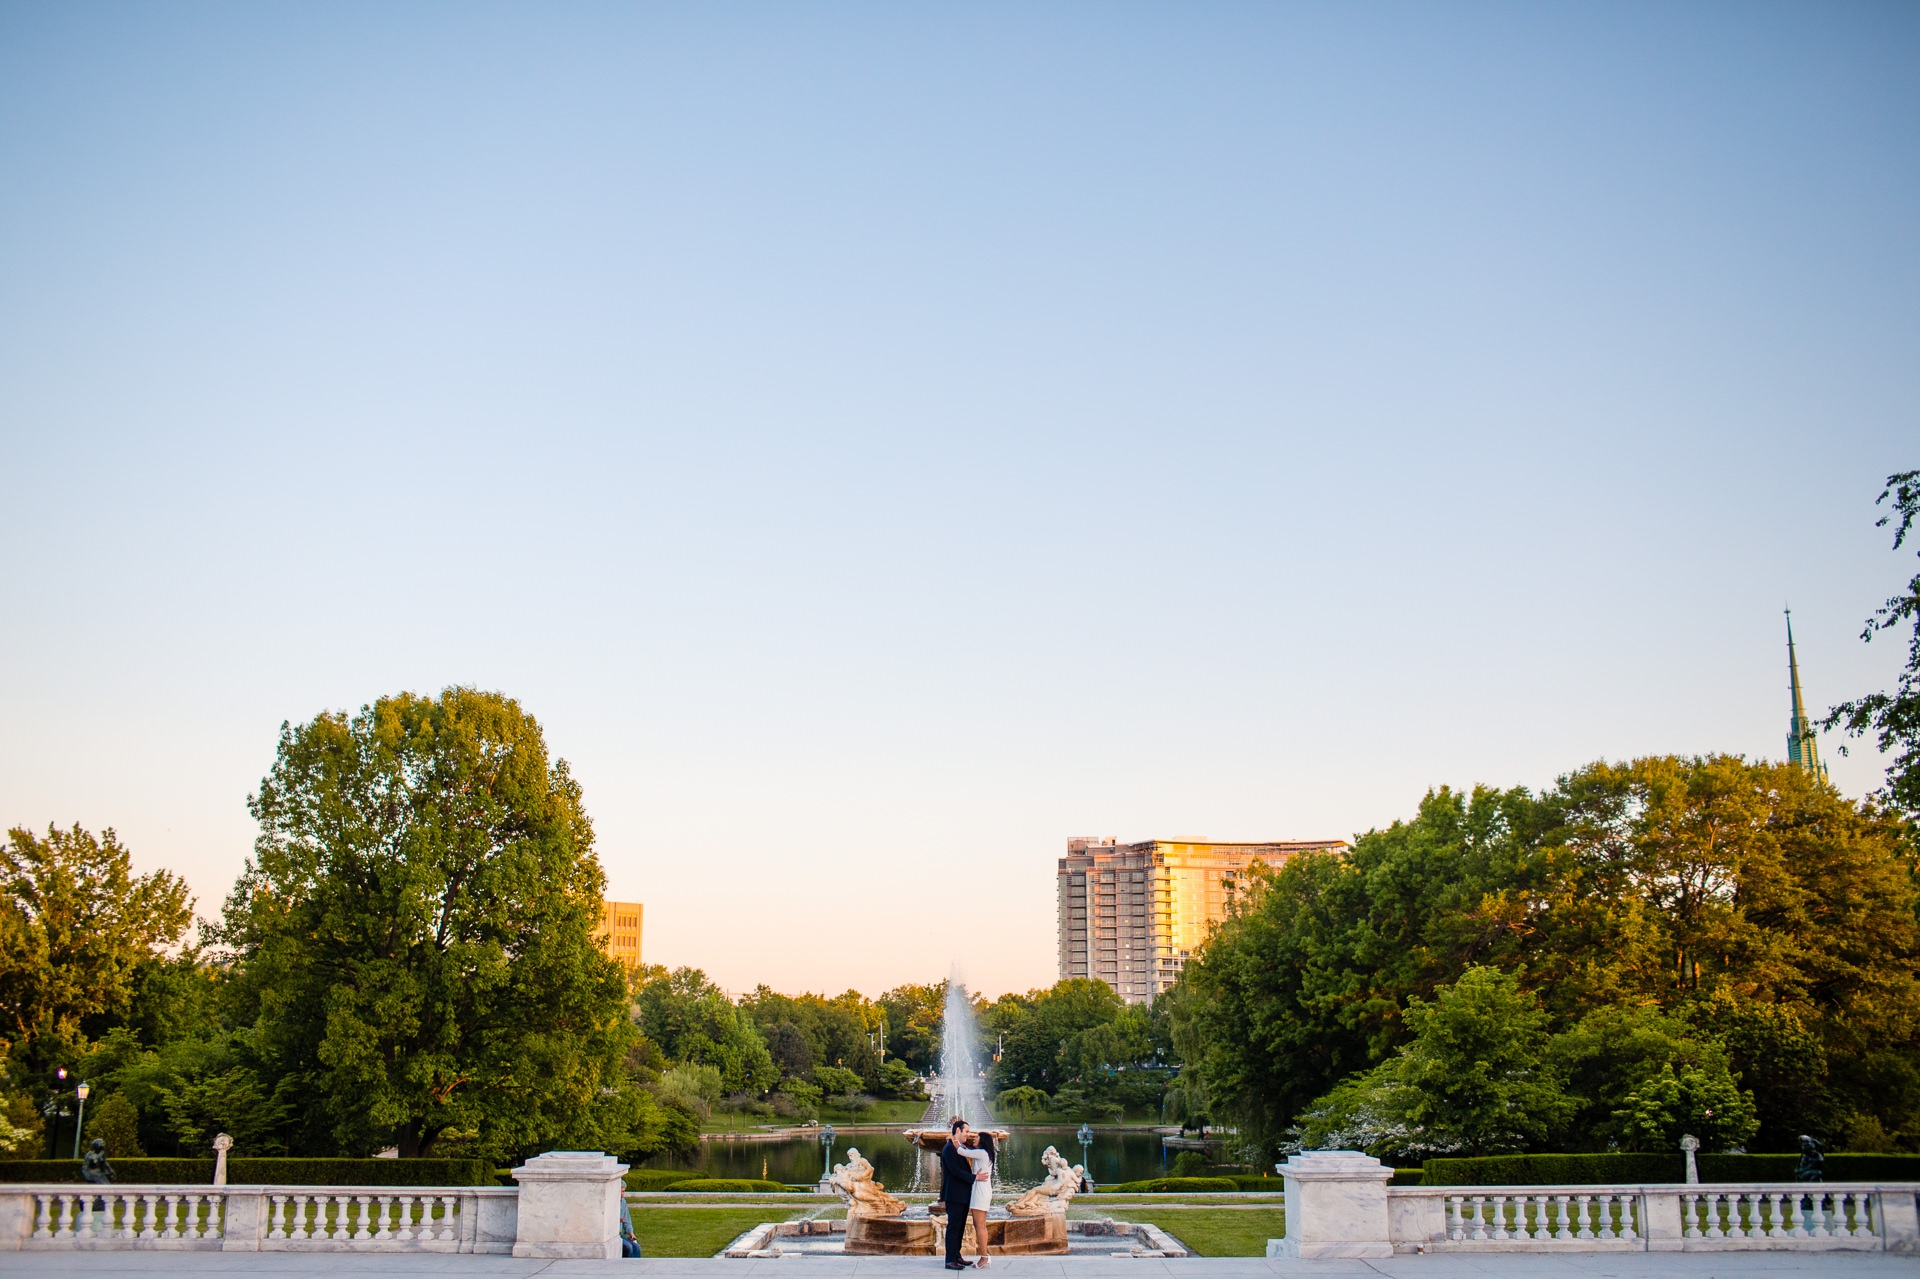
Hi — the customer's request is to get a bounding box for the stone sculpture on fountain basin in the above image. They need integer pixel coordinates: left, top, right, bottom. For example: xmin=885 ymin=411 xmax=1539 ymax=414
xmin=836 ymin=1134 xmax=1072 ymax=1256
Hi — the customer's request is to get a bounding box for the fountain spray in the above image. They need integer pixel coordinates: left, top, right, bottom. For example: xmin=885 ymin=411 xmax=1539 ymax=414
xmin=937 ymin=973 xmax=987 ymax=1124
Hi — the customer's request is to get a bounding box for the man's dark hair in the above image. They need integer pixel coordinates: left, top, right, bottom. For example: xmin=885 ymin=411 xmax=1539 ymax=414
xmin=949 ymin=1115 xmax=968 ymax=1133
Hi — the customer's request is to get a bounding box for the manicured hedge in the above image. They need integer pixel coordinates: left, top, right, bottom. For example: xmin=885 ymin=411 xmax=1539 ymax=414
xmin=1229 ymin=1175 xmax=1286 ymax=1192
xmin=1390 ymin=1169 xmax=1425 ymax=1186
xmin=1423 ymin=1153 xmax=1920 ymax=1186
xmin=661 ymin=1178 xmax=788 ymax=1192
xmin=0 ymin=1158 xmax=492 ymax=1186
xmin=1097 ymin=1176 xmax=1241 ymax=1193
xmin=624 ymin=1169 xmax=700 ymax=1191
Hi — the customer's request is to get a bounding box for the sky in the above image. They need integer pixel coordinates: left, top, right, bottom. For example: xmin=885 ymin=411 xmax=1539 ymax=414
xmin=1 ymin=2 xmax=1916 ymax=999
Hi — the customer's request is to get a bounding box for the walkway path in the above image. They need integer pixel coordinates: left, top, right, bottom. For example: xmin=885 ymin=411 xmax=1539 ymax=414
xmin=6 ymin=1253 xmax=1912 ymax=1278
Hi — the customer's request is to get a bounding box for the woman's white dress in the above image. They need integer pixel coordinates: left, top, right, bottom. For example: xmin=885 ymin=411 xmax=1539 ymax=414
xmin=962 ymin=1146 xmax=993 ymax=1212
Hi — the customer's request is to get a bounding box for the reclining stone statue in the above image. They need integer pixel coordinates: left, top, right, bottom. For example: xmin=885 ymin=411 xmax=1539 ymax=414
xmin=830 ymin=1147 xmax=905 ymax=1219
xmin=1005 ymin=1145 xmax=1085 ymax=1217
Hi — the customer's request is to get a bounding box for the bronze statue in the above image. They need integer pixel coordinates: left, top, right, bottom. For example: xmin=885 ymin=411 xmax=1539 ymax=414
xmin=80 ymin=1137 xmax=114 ymax=1186
xmin=1795 ymin=1133 xmax=1824 ymax=1183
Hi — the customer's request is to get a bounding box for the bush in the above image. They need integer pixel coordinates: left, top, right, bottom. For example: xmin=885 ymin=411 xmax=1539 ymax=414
xmin=1097 ymin=1176 xmax=1240 ymax=1193
xmin=624 ymin=1168 xmax=701 ymax=1191
xmin=1229 ymin=1175 xmax=1286 ymax=1191
xmin=1391 ymin=1169 xmax=1425 ymax=1186
xmin=1169 ymin=1150 xmax=1210 ymax=1178
xmin=0 ymin=1158 xmax=493 ymax=1185
xmin=1423 ymin=1152 xmax=1920 ymax=1186
xmin=663 ymin=1177 xmax=788 ymax=1192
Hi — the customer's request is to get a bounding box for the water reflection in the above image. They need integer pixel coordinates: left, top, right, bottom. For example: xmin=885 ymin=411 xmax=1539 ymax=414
xmin=636 ymin=1127 xmax=1175 ymax=1192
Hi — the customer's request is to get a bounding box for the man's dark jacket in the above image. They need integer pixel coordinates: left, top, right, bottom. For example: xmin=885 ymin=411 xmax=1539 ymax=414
xmin=938 ymin=1140 xmax=975 ymax=1207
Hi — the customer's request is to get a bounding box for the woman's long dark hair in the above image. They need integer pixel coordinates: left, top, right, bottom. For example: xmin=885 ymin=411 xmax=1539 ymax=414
xmin=977 ymin=1131 xmax=996 ymax=1166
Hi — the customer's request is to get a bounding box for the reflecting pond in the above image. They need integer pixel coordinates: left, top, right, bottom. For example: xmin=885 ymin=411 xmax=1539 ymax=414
xmin=636 ymin=1127 xmax=1183 ymax=1192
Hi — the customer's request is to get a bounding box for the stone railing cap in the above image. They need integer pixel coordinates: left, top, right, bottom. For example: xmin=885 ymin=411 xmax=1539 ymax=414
xmin=1277 ymin=1150 xmax=1393 ymax=1180
xmin=512 ymin=1150 xmax=629 ymax=1182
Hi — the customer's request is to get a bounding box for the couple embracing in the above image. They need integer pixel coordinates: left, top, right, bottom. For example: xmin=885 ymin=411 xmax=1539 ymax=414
xmin=936 ymin=1116 xmax=997 ymax=1269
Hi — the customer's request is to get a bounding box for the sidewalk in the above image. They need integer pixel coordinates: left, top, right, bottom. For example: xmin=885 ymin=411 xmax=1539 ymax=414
xmin=3 ymin=1253 xmax=1914 ymax=1278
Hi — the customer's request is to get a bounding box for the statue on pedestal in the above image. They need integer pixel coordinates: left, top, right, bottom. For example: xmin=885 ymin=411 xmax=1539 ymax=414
xmin=830 ymin=1147 xmax=905 ymax=1219
xmin=212 ymin=1133 xmax=233 ymax=1187
xmin=1795 ymin=1134 xmax=1824 ymax=1183
xmin=1006 ymin=1146 xmax=1086 ymax=1216
xmin=80 ymin=1138 xmax=114 ymax=1186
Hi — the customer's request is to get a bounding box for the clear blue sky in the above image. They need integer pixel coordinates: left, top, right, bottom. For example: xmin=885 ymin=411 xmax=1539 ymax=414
xmin=2 ymin=3 xmax=1915 ymax=996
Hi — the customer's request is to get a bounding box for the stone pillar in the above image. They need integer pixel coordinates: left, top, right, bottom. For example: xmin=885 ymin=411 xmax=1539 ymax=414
xmin=212 ymin=1133 xmax=232 ymax=1186
xmin=1640 ymin=1189 xmax=1685 ymax=1251
xmin=1266 ymin=1150 xmax=1394 ymax=1259
xmin=1877 ymin=1188 xmax=1919 ymax=1253
xmin=510 ymin=1151 xmax=630 ymax=1259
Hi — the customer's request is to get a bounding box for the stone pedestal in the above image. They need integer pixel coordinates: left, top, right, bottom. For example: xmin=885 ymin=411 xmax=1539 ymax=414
xmin=1267 ymin=1150 xmax=1393 ymax=1259
xmin=510 ymin=1151 xmax=629 ymax=1259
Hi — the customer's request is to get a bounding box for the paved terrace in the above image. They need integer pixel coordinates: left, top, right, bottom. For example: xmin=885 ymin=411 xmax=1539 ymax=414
xmin=4 ymin=1254 xmax=1912 ymax=1278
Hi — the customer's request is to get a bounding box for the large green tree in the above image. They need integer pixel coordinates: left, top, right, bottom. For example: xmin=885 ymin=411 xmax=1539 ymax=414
xmin=215 ymin=688 xmax=642 ymax=1158
xmin=1179 ymin=755 xmax=1920 ymax=1157
xmin=0 ymin=824 xmax=192 ymax=1076
xmin=1825 ymin=469 xmax=1920 ymax=816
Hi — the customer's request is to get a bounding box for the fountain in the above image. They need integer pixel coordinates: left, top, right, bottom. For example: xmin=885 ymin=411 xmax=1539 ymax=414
xmin=831 ymin=978 xmax=1081 ymax=1257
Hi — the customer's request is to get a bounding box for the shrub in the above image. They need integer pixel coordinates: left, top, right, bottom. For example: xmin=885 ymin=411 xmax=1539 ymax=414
xmin=1229 ymin=1175 xmax=1286 ymax=1191
xmin=624 ymin=1168 xmax=701 ymax=1191
xmin=85 ymin=1093 xmax=144 ymax=1158
xmin=0 ymin=1157 xmax=493 ymax=1185
xmin=663 ymin=1177 xmax=788 ymax=1192
xmin=1097 ymin=1176 xmax=1240 ymax=1193
xmin=1169 ymin=1150 xmax=1210 ymax=1178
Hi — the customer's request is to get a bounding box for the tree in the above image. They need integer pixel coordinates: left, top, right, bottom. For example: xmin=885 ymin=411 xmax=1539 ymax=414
xmin=1178 ymin=756 xmax=1920 ymax=1156
xmin=215 ymin=688 xmax=638 ymax=1158
xmin=634 ymin=968 xmax=778 ymax=1094
xmin=1612 ymin=1062 xmax=1757 ymax=1153
xmin=1294 ymin=967 xmax=1573 ymax=1159
xmin=878 ymin=982 xmax=946 ymax=1073
xmin=0 ymin=824 xmax=193 ymax=1075
xmin=1824 ymin=469 xmax=1920 ymax=815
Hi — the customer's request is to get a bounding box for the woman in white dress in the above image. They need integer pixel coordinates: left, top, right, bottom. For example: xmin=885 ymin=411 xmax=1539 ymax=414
xmin=963 ymin=1132 xmax=996 ymax=1268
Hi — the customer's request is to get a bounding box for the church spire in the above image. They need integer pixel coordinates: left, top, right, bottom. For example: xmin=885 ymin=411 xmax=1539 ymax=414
xmin=1786 ymin=609 xmax=1828 ymax=783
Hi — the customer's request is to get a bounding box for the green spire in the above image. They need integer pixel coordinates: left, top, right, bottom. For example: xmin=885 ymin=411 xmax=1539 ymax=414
xmin=1786 ymin=609 xmax=1828 ymax=783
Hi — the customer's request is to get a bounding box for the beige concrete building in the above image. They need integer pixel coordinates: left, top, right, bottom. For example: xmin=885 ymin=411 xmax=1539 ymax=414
xmin=596 ymin=900 xmax=644 ymax=973
xmin=1056 ymin=837 xmax=1349 ymax=1002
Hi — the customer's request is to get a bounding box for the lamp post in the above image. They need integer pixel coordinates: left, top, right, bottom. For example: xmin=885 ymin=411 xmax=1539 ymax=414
xmin=820 ymin=1123 xmax=837 ymax=1186
xmin=72 ymin=1083 xmax=90 ymax=1158
xmin=1077 ymin=1122 xmax=1094 ymax=1183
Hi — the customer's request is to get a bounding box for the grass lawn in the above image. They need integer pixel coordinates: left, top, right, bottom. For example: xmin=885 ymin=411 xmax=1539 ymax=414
xmin=628 ymin=1206 xmax=801 ymax=1257
xmin=818 ymin=1099 xmax=928 ymax=1124
xmin=1093 ymin=1208 xmax=1285 ymax=1257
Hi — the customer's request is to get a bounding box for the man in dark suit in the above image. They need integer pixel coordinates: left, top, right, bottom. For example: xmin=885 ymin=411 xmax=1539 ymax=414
xmin=938 ymin=1117 xmax=977 ymax=1269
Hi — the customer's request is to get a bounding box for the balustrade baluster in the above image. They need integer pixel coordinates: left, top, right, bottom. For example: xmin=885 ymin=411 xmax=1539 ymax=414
xmin=76 ymin=1191 xmax=96 ymax=1239
xmin=1813 ymin=1192 xmax=1834 ymax=1238
xmin=1704 ymin=1191 xmax=1726 ymax=1238
xmin=1444 ymin=1195 xmax=1462 ymax=1241
xmin=1619 ymin=1192 xmax=1639 ymax=1241
xmin=49 ymin=1193 xmax=73 ymax=1240
xmin=268 ymin=1194 xmax=288 ymax=1241
xmin=1569 ymin=1193 xmax=1591 ymax=1240
xmin=352 ymin=1192 xmax=373 ymax=1240
xmin=1467 ymin=1195 xmax=1488 ymax=1241
xmin=1553 ymin=1192 xmax=1574 ymax=1240
xmin=137 ymin=1192 xmax=159 ymax=1239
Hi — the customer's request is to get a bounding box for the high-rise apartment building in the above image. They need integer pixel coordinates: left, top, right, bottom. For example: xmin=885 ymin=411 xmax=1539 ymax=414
xmin=596 ymin=900 xmax=644 ymax=973
xmin=1057 ymin=837 xmax=1349 ymax=1002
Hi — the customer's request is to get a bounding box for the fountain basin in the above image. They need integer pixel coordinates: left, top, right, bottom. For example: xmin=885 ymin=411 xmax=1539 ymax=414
xmin=902 ymin=1127 xmax=1010 ymax=1150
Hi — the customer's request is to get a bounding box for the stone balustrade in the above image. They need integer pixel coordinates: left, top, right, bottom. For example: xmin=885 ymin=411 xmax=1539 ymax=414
xmin=0 ymin=1149 xmax=625 ymax=1257
xmin=1269 ymin=1150 xmax=1920 ymax=1257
